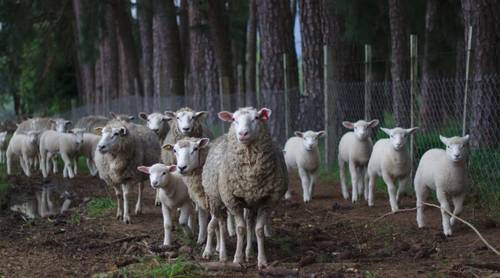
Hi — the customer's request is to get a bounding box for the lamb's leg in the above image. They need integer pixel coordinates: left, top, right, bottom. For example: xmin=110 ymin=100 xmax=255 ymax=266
xmin=298 ymin=168 xmax=310 ymax=203
xmin=415 ymin=179 xmax=428 ymax=228
xmin=20 ymin=153 xmax=30 ymax=176
xmin=135 ymin=182 xmax=144 ymax=215
xmin=51 ymin=156 xmax=58 ymax=174
xmin=382 ymin=172 xmax=398 ymax=212
xmin=264 ymin=212 xmax=273 ymax=237
xmin=197 ymin=208 xmax=208 ymax=244
xmin=161 ymin=203 xmax=173 ymax=246
xmin=61 ymin=153 xmax=75 ymax=178
xmin=121 ymin=184 xmax=131 ymax=224
xmin=39 ymin=187 xmax=49 ymax=218
xmin=349 ymin=162 xmax=360 ymax=203
xmin=179 ymin=203 xmax=193 ymax=237
xmin=338 ymin=158 xmax=350 ymax=200
xmin=396 ymin=175 xmax=410 ymax=202
xmin=155 ymin=189 xmax=161 ymax=207
xmin=45 ymin=187 xmax=56 ymax=216
xmin=356 ymin=167 xmax=365 ymax=199
xmin=363 ymin=169 xmax=369 ymax=200
xmin=284 ymin=166 xmax=293 ymax=200
xmin=113 ymin=186 xmax=123 ymax=220
xmin=217 ymin=214 xmax=228 ymax=262
xmin=6 ymin=151 xmax=12 ymax=175
xmin=202 ymin=216 xmax=218 ymax=259
xmin=308 ymin=171 xmax=318 ymax=201
xmin=255 ymin=208 xmax=268 ymax=269
xmin=39 ymin=151 xmax=46 ymax=177
xmin=450 ymin=193 xmax=465 ymax=226
xmin=245 ymin=209 xmax=255 ymax=261
xmin=436 ymin=190 xmax=452 ymax=236
xmin=368 ymin=174 xmax=377 ymax=207
xmin=232 ymin=209 xmax=245 ymax=264
xmin=73 ymin=158 xmax=78 ymax=176
xmin=227 ymin=212 xmax=235 ymax=237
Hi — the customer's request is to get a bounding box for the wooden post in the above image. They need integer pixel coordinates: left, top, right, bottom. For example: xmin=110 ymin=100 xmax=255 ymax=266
xmin=364 ymin=44 xmax=372 ymax=120
xmin=323 ymin=45 xmax=336 ymax=167
xmin=462 ymin=26 xmax=473 ymax=136
xmin=410 ymin=35 xmax=418 ymax=174
xmin=283 ymin=53 xmax=290 ymax=139
xmin=237 ymin=64 xmax=245 ymax=108
xmin=219 ymin=76 xmax=230 ymax=133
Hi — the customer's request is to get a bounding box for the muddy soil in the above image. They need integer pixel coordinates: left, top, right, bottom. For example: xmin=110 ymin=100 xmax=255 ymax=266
xmin=0 ymin=173 xmax=499 ymax=277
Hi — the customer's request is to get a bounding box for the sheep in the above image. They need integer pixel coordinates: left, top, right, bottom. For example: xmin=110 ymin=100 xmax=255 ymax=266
xmin=284 ymin=130 xmax=325 ymax=203
xmin=39 ymin=129 xmax=85 ymax=179
xmin=367 ymin=127 xmax=419 ymax=212
xmin=6 ymin=131 xmax=40 ymax=176
xmin=414 ymin=135 xmax=470 ymax=236
xmin=79 ymin=133 xmax=101 ymax=176
xmin=75 ymin=115 xmax=109 ymax=133
xmin=204 ymin=107 xmax=288 ymax=268
xmin=109 ymin=112 xmax=135 ymax=122
xmin=139 ymin=112 xmax=171 ymax=142
xmin=338 ymin=119 xmax=379 ymax=203
xmin=15 ymin=117 xmax=71 ymax=135
xmin=94 ymin=120 xmax=160 ymax=224
xmin=137 ymin=164 xmax=194 ymax=246
xmin=0 ymin=131 xmax=9 ymax=164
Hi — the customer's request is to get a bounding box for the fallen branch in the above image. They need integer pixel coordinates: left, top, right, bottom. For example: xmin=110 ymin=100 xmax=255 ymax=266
xmin=373 ymin=207 xmax=417 ymax=222
xmin=110 ymin=234 xmax=149 ymax=245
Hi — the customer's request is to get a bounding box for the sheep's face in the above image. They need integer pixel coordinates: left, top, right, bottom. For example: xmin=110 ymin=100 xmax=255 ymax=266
xmin=71 ymin=128 xmax=85 ymax=147
xmin=137 ymin=164 xmax=176 ymax=189
xmin=295 ymin=130 xmax=325 ymax=151
xmin=219 ymin=107 xmax=272 ymax=145
xmin=52 ymin=119 xmax=72 ymax=133
xmin=168 ymin=138 xmax=210 ymax=174
xmin=110 ymin=112 xmax=135 ymax=122
xmin=139 ymin=112 xmax=170 ymax=135
xmin=440 ymin=135 xmax=469 ymax=163
xmin=0 ymin=131 xmax=7 ymax=144
xmin=96 ymin=126 xmax=127 ymax=154
xmin=165 ymin=110 xmax=207 ymax=136
xmin=343 ymin=119 xmax=379 ymax=140
xmin=381 ymin=127 xmax=419 ymax=151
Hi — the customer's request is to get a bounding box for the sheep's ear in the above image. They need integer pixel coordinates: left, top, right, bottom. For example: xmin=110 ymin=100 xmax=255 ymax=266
xmin=439 ymin=135 xmax=449 ymax=145
xmin=162 ymin=115 xmax=172 ymax=122
xmin=258 ymin=108 xmax=272 ymax=121
xmin=94 ymin=127 xmax=103 ymax=136
xmin=218 ymin=111 xmax=233 ymax=122
xmin=162 ymin=144 xmax=174 ymax=151
xmin=164 ymin=111 xmax=176 ymax=119
xmin=368 ymin=119 xmax=380 ymax=128
xmin=65 ymin=120 xmax=72 ymax=126
xmin=342 ymin=121 xmax=354 ymax=129
xmin=463 ymin=134 xmax=470 ymax=143
xmin=109 ymin=112 xmax=117 ymax=119
xmin=194 ymin=111 xmax=208 ymax=119
xmin=380 ymin=127 xmax=391 ymax=136
xmin=166 ymin=165 xmax=177 ymax=173
xmin=128 ymin=116 xmax=135 ymax=121
xmin=405 ymin=127 xmax=419 ymax=135
xmin=197 ymin=138 xmax=210 ymax=148
xmin=316 ymin=130 xmax=326 ymax=138
xmin=139 ymin=112 xmax=148 ymax=121
xmin=118 ymin=127 xmax=128 ymax=136
xmin=137 ymin=166 xmax=150 ymax=174
xmin=294 ymin=131 xmax=303 ymax=138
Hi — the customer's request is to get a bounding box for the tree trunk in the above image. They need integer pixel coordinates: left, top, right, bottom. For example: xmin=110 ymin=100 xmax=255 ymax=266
xmin=138 ymin=0 xmax=154 ymax=111
xmin=179 ymin=0 xmax=190 ymax=74
xmin=388 ymin=0 xmax=410 ymax=128
xmin=256 ymin=0 xmax=299 ymax=145
xmin=101 ymin=3 xmax=119 ymax=110
xmin=245 ymin=0 xmax=257 ymax=107
xmin=299 ymin=0 xmax=323 ymax=131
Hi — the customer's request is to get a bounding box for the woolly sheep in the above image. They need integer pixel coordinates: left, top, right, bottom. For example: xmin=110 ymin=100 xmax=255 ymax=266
xmin=139 ymin=112 xmax=171 ymax=142
xmin=414 ymin=135 xmax=470 ymax=236
xmin=6 ymin=131 xmax=40 ymax=176
xmin=39 ymin=129 xmax=85 ymax=179
xmin=137 ymin=164 xmax=195 ymax=246
xmin=109 ymin=112 xmax=135 ymax=122
xmin=79 ymin=133 xmax=101 ymax=176
xmin=75 ymin=115 xmax=109 ymax=133
xmin=338 ymin=119 xmax=379 ymax=203
xmin=367 ymin=127 xmax=419 ymax=212
xmin=206 ymin=107 xmax=288 ymax=268
xmin=15 ymin=117 xmax=71 ymax=135
xmin=284 ymin=130 xmax=325 ymax=203
xmin=94 ymin=120 xmax=160 ymax=224
xmin=0 ymin=131 xmax=9 ymax=164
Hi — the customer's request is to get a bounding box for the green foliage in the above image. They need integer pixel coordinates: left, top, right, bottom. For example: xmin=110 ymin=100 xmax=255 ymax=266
xmin=69 ymin=211 xmax=81 ymax=226
xmin=86 ymin=197 xmax=116 ymax=217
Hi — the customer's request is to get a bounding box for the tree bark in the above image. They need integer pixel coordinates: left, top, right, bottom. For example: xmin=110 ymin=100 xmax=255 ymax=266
xmin=138 ymin=0 xmax=154 ymax=111
xmin=179 ymin=0 xmax=190 ymax=74
xmin=245 ymin=0 xmax=257 ymax=107
xmin=256 ymin=0 xmax=299 ymax=144
xmin=101 ymin=3 xmax=119 ymax=108
xmin=388 ymin=0 xmax=410 ymax=128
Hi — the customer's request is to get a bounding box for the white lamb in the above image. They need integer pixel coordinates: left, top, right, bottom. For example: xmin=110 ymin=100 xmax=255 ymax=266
xmin=338 ymin=119 xmax=379 ymax=202
xmin=39 ymin=129 xmax=85 ymax=179
xmin=138 ymin=164 xmax=194 ymax=246
xmin=0 ymin=131 xmax=9 ymax=164
xmin=79 ymin=133 xmax=101 ymax=176
xmin=284 ymin=130 xmax=325 ymax=203
xmin=367 ymin=127 xmax=419 ymax=212
xmin=139 ymin=112 xmax=171 ymax=142
xmin=6 ymin=131 xmax=40 ymax=176
xmin=414 ymin=135 xmax=470 ymax=236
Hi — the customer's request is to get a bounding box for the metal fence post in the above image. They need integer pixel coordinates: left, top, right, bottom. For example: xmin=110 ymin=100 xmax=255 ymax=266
xmin=462 ymin=25 xmax=473 ymax=136
xmin=410 ymin=35 xmax=418 ymax=174
xmin=283 ymin=53 xmax=290 ymax=140
xmin=364 ymin=44 xmax=372 ymax=120
xmin=323 ymin=45 xmax=336 ymax=167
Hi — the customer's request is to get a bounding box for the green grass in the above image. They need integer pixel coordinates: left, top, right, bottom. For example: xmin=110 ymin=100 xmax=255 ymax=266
xmin=105 ymin=257 xmax=200 ymax=278
xmin=86 ymin=197 xmax=116 ymax=217
xmin=69 ymin=211 xmax=81 ymax=226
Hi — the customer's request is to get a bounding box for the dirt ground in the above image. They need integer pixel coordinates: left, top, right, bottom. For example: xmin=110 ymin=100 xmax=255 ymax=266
xmin=0 ymin=173 xmax=499 ymax=277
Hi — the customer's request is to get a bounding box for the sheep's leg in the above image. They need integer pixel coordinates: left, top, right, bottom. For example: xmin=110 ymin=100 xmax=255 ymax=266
xmin=396 ymin=175 xmax=410 ymax=202
xmin=87 ymin=158 xmax=98 ymax=176
xmin=20 ymin=153 xmax=30 ymax=176
xmin=51 ymin=156 xmax=58 ymax=174
xmin=113 ymin=186 xmax=123 ymax=220
xmin=202 ymin=216 xmax=218 ymax=259
xmin=255 ymin=208 xmax=268 ymax=269
xmin=45 ymin=187 xmax=56 ymax=216
xmin=363 ymin=169 xmax=369 ymax=200
xmin=284 ymin=166 xmax=293 ymax=200
xmin=155 ymin=189 xmax=161 ymax=207
xmin=349 ymin=162 xmax=360 ymax=203
xmin=227 ymin=212 xmax=235 ymax=237
xmin=245 ymin=209 xmax=255 ymax=261
xmin=415 ymin=180 xmax=429 ymax=228
xmin=39 ymin=151 xmax=46 ymax=177
xmin=436 ymin=190 xmax=452 ymax=236
xmin=308 ymin=171 xmax=318 ymax=201
xmin=232 ymin=209 xmax=246 ymax=264
xmin=450 ymin=193 xmax=465 ymax=226
xmin=73 ymin=158 xmax=78 ymax=176
xmin=368 ymin=174 xmax=377 ymax=207
xmin=179 ymin=203 xmax=193 ymax=237
xmin=338 ymin=158 xmax=350 ymax=200
xmin=264 ymin=212 xmax=272 ymax=237
xmin=121 ymin=184 xmax=131 ymax=224
xmin=197 ymin=208 xmax=208 ymax=244
xmin=382 ymin=172 xmax=398 ymax=212
xmin=135 ymin=182 xmax=144 ymax=215
xmin=356 ymin=167 xmax=365 ymax=199
xmin=6 ymin=151 xmax=12 ymax=175
xmin=61 ymin=152 xmax=75 ymax=178
xmin=217 ymin=215 xmax=228 ymax=262
xmin=161 ymin=204 xmax=173 ymax=246
xmin=215 ymin=221 xmax=220 ymax=252
xmin=298 ymin=168 xmax=310 ymax=203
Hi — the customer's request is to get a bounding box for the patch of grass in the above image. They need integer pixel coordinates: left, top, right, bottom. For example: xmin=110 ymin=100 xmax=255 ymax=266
xmin=150 ymin=259 xmax=200 ymax=278
xmin=107 ymin=257 xmax=200 ymax=278
xmin=86 ymin=197 xmax=116 ymax=217
xmin=69 ymin=211 xmax=81 ymax=226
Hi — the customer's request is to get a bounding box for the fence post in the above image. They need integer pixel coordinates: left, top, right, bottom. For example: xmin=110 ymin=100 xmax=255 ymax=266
xmin=283 ymin=53 xmax=290 ymax=140
xmin=410 ymin=35 xmax=418 ymax=174
xmin=219 ymin=76 xmax=230 ymax=133
xmin=462 ymin=25 xmax=473 ymax=136
xmin=237 ymin=64 xmax=245 ymax=108
xmin=364 ymin=44 xmax=372 ymax=120
xmin=323 ymin=45 xmax=336 ymax=167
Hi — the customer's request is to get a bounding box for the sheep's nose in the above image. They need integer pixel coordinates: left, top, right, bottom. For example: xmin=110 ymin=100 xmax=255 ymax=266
xmin=98 ymin=145 xmax=105 ymax=151
xmin=182 ymin=127 xmax=190 ymax=132
xmin=178 ymin=165 xmax=187 ymax=172
xmin=152 ymin=128 xmax=159 ymax=134
xmin=152 ymin=181 xmax=159 ymax=187
xmin=239 ymin=131 xmax=249 ymax=137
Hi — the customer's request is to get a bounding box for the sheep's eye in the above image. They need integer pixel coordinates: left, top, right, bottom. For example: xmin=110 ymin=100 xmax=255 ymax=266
xmin=193 ymin=147 xmax=198 ymax=152
xmin=176 ymin=117 xmax=180 ymax=120
xmin=255 ymin=116 xmax=259 ymax=120
xmin=173 ymin=149 xmax=176 ymax=153
xmin=162 ymin=172 xmax=166 ymax=176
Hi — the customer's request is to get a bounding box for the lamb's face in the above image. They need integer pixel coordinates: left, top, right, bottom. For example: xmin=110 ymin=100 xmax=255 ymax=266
xmin=440 ymin=135 xmax=469 ymax=163
xmin=53 ymin=119 xmax=72 ymax=133
xmin=381 ymin=127 xmax=419 ymax=151
xmin=165 ymin=110 xmax=207 ymax=136
xmin=295 ymin=130 xmax=325 ymax=151
xmin=169 ymin=138 xmax=210 ymax=174
xmin=139 ymin=112 xmax=169 ymax=135
xmin=218 ymin=107 xmax=272 ymax=145
xmin=72 ymin=128 xmax=85 ymax=147
xmin=96 ymin=126 xmax=127 ymax=154
xmin=343 ymin=119 xmax=379 ymax=140
xmin=137 ymin=164 xmax=176 ymax=189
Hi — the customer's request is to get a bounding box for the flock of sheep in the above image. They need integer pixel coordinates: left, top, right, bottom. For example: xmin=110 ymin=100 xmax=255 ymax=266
xmin=0 ymin=106 xmax=470 ymax=268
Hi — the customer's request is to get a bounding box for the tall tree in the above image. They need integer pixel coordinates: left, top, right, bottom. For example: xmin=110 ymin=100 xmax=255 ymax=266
xmin=138 ymin=0 xmax=154 ymax=110
xmin=256 ymin=0 xmax=299 ymax=144
xmin=245 ymin=0 xmax=257 ymax=106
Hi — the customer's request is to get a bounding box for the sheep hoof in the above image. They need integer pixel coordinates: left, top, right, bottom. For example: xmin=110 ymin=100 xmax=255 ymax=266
xmin=219 ymin=255 xmax=228 ymax=263
xmin=257 ymin=259 xmax=268 ymax=270
xmin=233 ymin=256 xmax=244 ymax=264
xmin=123 ymin=215 xmax=131 ymax=224
xmin=155 ymin=201 xmax=161 ymax=207
xmin=135 ymin=208 xmax=142 ymax=215
xmin=202 ymin=249 xmax=212 ymax=259
xmin=197 ymin=238 xmax=206 ymax=245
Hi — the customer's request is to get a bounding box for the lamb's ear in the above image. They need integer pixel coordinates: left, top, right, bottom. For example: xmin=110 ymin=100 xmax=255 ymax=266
xmin=439 ymin=135 xmax=449 ymax=145
xmin=463 ymin=134 xmax=470 ymax=144
xmin=194 ymin=111 xmax=208 ymax=119
xmin=137 ymin=166 xmax=150 ymax=174
xmin=294 ymin=131 xmax=304 ymax=138
xmin=218 ymin=111 xmax=233 ymax=122
xmin=316 ymin=130 xmax=326 ymax=138
xmin=368 ymin=119 xmax=380 ymax=128
xmin=162 ymin=144 xmax=174 ymax=151
xmin=197 ymin=138 xmax=210 ymax=148
xmin=380 ymin=127 xmax=391 ymax=136
xmin=139 ymin=112 xmax=148 ymax=121
xmin=258 ymin=108 xmax=272 ymax=121
xmin=94 ymin=127 xmax=103 ymax=136
xmin=166 ymin=165 xmax=177 ymax=172
xmin=342 ymin=121 xmax=354 ymax=129
xmin=405 ymin=127 xmax=419 ymax=135
xmin=109 ymin=112 xmax=117 ymax=119
xmin=164 ymin=111 xmax=176 ymax=119
xmin=118 ymin=127 xmax=128 ymax=136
